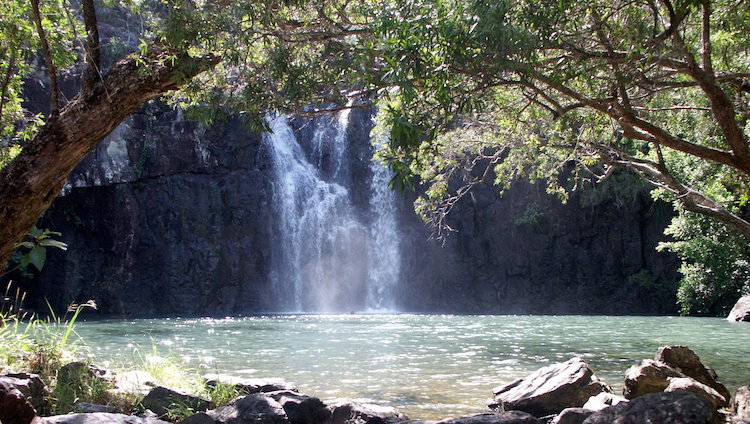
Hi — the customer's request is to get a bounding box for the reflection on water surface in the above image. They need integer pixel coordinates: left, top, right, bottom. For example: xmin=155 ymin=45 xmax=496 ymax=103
xmin=74 ymin=314 xmax=750 ymax=419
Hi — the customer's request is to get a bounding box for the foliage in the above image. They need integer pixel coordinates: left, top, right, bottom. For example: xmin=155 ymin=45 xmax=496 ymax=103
xmin=3 ymin=226 xmax=67 ymax=278
xmin=364 ymin=0 xmax=750 ymax=232
xmin=658 ymin=212 xmax=750 ymax=316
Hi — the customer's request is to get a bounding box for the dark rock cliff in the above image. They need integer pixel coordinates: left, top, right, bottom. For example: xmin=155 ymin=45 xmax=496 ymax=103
xmin=17 ymin=101 xmax=679 ymax=316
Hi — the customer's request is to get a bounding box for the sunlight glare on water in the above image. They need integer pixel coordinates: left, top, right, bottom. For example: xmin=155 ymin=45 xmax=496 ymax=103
xmin=73 ymin=314 xmax=750 ymax=420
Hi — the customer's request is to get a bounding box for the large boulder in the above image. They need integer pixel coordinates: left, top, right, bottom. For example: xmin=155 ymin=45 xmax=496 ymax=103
xmin=40 ymin=413 xmax=169 ymax=424
xmin=327 ymin=401 xmax=408 ymax=424
xmin=727 ymin=295 xmax=750 ymax=322
xmin=582 ymin=391 xmax=717 ymax=424
xmin=141 ymin=386 xmax=212 ymax=418
xmin=207 ymin=392 xmax=330 ymax=424
xmin=490 ymin=357 xmax=612 ymax=417
xmin=655 ymin=345 xmax=731 ymax=403
xmin=664 ymin=377 xmax=726 ymax=408
xmin=435 ymin=412 xmax=539 ymax=424
xmin=622 ymin=359 xmax=685 ymax=399
xmin=735 ymin=386 xmax=750 ymax=420
xmin=204 ymin=375 xmax=297 ymax=395
xmin=0 ymin=380 xmax=38 ymax=424
xmin=0 ymin=372 xmax=50 ymax=414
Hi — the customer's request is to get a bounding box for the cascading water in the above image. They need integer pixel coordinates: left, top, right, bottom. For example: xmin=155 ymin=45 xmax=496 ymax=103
xmin=265 ymin=112 xmax=400 ymax=312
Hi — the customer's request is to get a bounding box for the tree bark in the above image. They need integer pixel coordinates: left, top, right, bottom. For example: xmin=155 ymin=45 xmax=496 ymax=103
xmin=0 ymin=44 xmax=219 ymax=269
xmin=30 ymin=0 xmax=60 ymax=116
xmin=81 ymin=0 xmax=100 ymax=97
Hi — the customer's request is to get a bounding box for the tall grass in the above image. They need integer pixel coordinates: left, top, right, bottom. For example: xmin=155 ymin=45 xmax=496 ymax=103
xmin=1 ymin=283 xmax=240 ymax=417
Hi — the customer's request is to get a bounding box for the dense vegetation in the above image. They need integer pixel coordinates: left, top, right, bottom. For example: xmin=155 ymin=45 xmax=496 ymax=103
xmin=1 ymin=0 xmax=748 ymax=314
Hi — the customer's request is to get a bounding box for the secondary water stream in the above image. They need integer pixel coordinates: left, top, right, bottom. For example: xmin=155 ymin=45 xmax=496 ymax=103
xmin=74 ymin=314 xmax=750 ymax=419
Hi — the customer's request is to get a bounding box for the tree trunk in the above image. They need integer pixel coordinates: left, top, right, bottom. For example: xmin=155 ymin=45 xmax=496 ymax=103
xmin=0 ymin=44 xmax=218 ymax=269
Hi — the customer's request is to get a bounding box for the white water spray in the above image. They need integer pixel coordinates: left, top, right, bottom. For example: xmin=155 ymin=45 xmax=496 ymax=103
xmin=265 ymin=112 xmax=400 ymax=312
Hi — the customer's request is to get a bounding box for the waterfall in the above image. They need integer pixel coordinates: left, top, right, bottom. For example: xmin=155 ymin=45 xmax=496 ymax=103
xmin=265 ymin=112 xmax=400 ymax=313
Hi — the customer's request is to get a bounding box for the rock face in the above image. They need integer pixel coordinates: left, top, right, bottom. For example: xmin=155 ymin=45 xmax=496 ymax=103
xmin=727 ymin=295 xmax=750 ymax=322
xmin=655 ymin=345 xmax=731 ymax=403
xmin=582 ymin=391 xmax=717 ymax=424
xmin=18 ymin=38 xmax=679 ymax=315
xmin=490 ymin=357 xmax=612 ymax=417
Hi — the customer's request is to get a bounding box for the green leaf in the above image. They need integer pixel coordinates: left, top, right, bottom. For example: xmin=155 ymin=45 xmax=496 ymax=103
xmin=39 ymin=239 xmax=67 ymax=250
xmin=27 ymin=246 xmax=46 ymax=271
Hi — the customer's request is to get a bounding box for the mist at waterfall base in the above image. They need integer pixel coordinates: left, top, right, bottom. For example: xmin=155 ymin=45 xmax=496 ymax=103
xmin=265 ymin=113 xmax=400 ymax=313
xmin=74 ymin=315 xmax=750 ymax=419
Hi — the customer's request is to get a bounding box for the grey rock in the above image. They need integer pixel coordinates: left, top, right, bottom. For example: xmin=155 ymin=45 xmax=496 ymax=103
xmin=490 ymin=357 xmax=612 ymax=417
xmin=0 ymin=372 xmax=50 ymax=414
xmin=0 ymin=379 xmax=38 ymax=424
xmin=266 ymin=391 xmax=330 ymax=424
xmin=655 ymin=345 xmax=731 ymax=403
xmin=141 ymin=386 xmax=211 ymax=418
xmin=178 ymin=412 xmax=216 ymax=424
xmin=551 ymin=409 xmax=593 ymax=424
xmin=73 ymin=402 xmax=117 ymax=413
xmin=581 ymin=393 xmax=627 ymax=412
xmin=327 ymin=401 xmax=408 ymax=424
xmin=622 ymin=359 xmax=685 ymax=399
xmin=58 ymin=362 xmax=114 ymax=387
xmin=40 ymin=413 xmax=169 ymax=424
xmin=727 ymin=295 xmax=750 ymax=322
xmin=582 ymin=391 xmax=717 ymax=424
xmin=204 ymin=375 xmax=297 ymax=395
xmin=735 ymin=386 xmax=750 ymax=420
xmin=207 ymin=393 xmax=289 ymax=424
xmin=436 ymin=412 xmax=539 ymax=424
xmin=664 ymin=377 xmax=726 ymax=408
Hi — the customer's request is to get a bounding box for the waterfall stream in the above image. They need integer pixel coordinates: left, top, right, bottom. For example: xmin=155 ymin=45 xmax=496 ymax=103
xmin=265 ymin=113 xmax=400 ymax=312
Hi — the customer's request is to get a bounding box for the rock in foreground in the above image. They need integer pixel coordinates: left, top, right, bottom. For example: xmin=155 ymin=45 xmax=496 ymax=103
xmin=735 ymin=386 xmax=750 ymax=421
xmin=328 ymin=401 xmax=408 ymax=424
xmin=204 ymin=375 xmax=297 ymax=395
xmin=435 ymin=412 xmax=539 ymax=424
xmin=622 ymin=359 xmax=685 ymax=399
xmin=490 ymin=357 xmax=611 ymax=417
xmin=655 ymin=345 xmax=731 ymax=404
xmin=582 ymin=391 xmax=716 ymax=424
xmin=41 ymin=413 xmax=169 ymax=424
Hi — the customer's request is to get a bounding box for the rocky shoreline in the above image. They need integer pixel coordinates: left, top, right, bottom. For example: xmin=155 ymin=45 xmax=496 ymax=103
xmin=1 ymin=345 xmax=748 ymax=424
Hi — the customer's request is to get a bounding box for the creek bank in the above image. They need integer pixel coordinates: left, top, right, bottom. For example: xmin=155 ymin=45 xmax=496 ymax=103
xmin=1 ymin=345 xmax=748 ymax=424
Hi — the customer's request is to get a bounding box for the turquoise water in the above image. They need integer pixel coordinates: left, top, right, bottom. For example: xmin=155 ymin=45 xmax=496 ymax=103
xmin=73 ymin=315 xmax=750 ymax=419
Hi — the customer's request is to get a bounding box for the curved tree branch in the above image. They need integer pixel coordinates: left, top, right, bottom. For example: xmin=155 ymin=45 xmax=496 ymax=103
xmin=0 ymin=44 xmax=219 ymax=268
